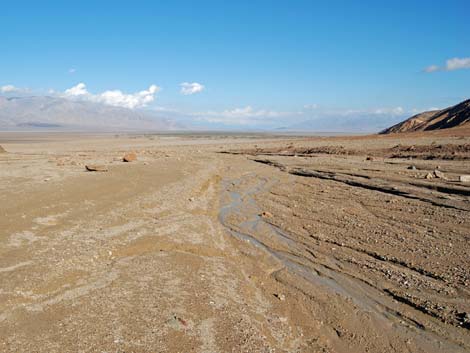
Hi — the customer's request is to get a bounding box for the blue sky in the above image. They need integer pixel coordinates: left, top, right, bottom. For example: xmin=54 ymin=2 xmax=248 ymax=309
xmin=1 ymin=0 xmax=469 ymax=129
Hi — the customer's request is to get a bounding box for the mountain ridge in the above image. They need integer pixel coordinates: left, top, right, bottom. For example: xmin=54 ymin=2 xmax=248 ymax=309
xmin=381 ymin=98 xmax=470 ymax=134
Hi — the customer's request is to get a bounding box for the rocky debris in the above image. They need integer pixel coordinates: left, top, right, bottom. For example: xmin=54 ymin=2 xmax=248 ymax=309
xmin=123 ymin=152 xmax=137 ymax=162
xmin=0 ymin=145 xmax=6 ymax=153
xmin=433 ymin=169 xmax=447 ymax=179
xmin=460 ymin=175 xmax=470 ymax=183
xmin=456 ymin=312 xmax=470 ymax=328
xmin=407 ymin=165 xmax=417 ymax=170
xmin=388 ymin=143 xmax=470 ymax=160
xmin=227 ymin=145 xmax=358 ymax=157
xmin=85 ymin=164 xmax=108 ymax=172
xmin=425 ymin=173 xmax=434 ymax=180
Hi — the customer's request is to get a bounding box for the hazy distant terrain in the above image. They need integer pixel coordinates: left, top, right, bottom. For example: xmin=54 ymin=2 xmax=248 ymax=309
xmin=0 ymin=96 xmax=181 ymax=131
xmin=284 ymin=113 xmax=406 ymax=133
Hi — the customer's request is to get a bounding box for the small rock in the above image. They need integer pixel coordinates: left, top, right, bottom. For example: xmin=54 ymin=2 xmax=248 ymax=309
xmin=188 ymin=197 xmax=195 ymax=202
xmin=123 ymin=152 xmax=137 ymax=162
xmin=169 ymin=314 xmax=188 ymax=328
xmin=366 ymin=156 xmax=374 ymax=161
xmin=433 ymin=169 xmax=446 ymax=179
xmin=407 ymin=165 xmax=417 ymax=170
xmin=0 ymin=145 xmax=6 ymax=153
xmin=261 ymin=211 xmax=273 ymax=218
xmin=460 ymin=175 xmax=470 ymax=183
xmin=425 ymin=173 xmax=433 ymax=180
xmin=274 ymin=293 xmax=286 ymax=301
xmin=85 ymin=164 xmax=108 ymax=172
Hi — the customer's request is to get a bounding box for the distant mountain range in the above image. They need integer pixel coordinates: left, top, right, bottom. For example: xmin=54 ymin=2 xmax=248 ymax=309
xmin=0 ymin=96 xmax=181 ymax=131
xmin=381 ymin=98 xmax=470 ymax=134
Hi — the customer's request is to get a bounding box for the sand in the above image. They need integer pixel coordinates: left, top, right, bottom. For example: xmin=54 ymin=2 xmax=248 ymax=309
xmin=0 ymin=131 xmax=469 ymax=352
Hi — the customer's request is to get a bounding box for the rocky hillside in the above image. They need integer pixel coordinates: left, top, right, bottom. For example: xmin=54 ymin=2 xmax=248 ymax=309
xmin=381 ymin=98 xmax=470 ymax=134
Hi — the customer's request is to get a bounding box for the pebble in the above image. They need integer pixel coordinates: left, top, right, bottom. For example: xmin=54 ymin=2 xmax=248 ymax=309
xmin=261 ymin=211 xmax=273 ymax=218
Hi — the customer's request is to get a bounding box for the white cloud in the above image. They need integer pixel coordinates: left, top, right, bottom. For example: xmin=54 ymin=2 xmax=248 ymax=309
xmin=1 ymin=84 xmax=21 ymax=93
xmin=303 ymin=104 xmax=318 ymax=110
xmin=425 ymin=57 xmax=470 ymax=72
xmin=180 ymin=82 xmax=204 ymax=95
xmin=69 ymin=68 xmax=76 ymax=74
xmin=193 ymin=106 xmax=301 ymax=125
xmin=206 ymin=106 xmax=287 ymax=118
xmin=338 ymin=106 xmax=405 ymax=117
xmin=446 ymin=57 xmax=470 ymax=71
xmin=424 ymin=65 xmax=440 ymax=73
xmin=372 ymin=107 xmax=404 ymax=116
xmin=64 ymin=82 xmax=88 ymax=96
xmin=63 ymin=83 xmax=160 ymax=109
xmin=191 ymin=104 xmax=409 ymax=126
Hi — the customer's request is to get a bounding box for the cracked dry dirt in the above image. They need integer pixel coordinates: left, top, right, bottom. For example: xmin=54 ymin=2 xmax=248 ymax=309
xmin=0 ymin=131 xmax=469 ymax=352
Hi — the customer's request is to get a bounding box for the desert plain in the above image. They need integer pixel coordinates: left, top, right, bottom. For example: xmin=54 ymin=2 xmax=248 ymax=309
xmin=0 ymin=130 xmax=469 ymax=353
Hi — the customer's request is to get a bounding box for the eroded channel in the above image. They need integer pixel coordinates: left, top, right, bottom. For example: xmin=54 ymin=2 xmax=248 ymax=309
xmin=219 ymin=173 xmax=469 ymax=352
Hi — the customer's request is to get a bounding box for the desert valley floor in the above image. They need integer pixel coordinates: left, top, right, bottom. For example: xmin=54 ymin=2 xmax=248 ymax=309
xmin=0 ymin=130 xmax=469 ymax=353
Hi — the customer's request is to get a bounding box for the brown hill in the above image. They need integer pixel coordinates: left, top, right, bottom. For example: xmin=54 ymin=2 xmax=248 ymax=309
xmin=381 ymin=98 xmax=470 ymax=134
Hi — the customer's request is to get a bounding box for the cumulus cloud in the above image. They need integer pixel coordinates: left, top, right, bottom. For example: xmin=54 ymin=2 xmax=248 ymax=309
xmin=446 ymin=57 xmax=470 ymax=71
xmin=63 ymin=83 xmax=160 ymax=109
xmin=1 ymin=84 xmax=21 ymax=93
xmin=64 ymin=82 xmax=88 ymax=96
xmin=425 ymin=57 xmax=470 ymax=72
xmin=180 ymin=82 xmax=204 ymax=95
